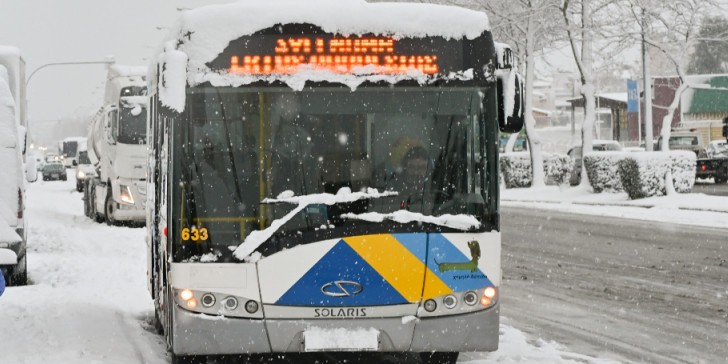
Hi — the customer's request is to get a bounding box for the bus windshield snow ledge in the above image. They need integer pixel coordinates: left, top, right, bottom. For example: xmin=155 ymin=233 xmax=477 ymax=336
xmin=232 ymin=187 xmax=397 ymax=260
xmin=340 ymin=211 xmax=480 ymax=231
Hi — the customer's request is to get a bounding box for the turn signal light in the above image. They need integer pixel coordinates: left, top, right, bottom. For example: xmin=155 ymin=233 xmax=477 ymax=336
xmin=481 ymin=286 xmax=497 ymax=307
xmin=186 ymin=298 xmax=198 ymax=309
xmin=180 ymin=289 xmax=194 ymax=301
xmin=701 ymin=165 xmax=707 ymax=171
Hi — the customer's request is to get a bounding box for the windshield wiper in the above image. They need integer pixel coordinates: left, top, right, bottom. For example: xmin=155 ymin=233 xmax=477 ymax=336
xmin=233 ymin=188 xmax=397 ymax=260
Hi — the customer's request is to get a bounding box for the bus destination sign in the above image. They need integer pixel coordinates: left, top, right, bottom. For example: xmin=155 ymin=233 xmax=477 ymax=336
xmin=226 ymin=36 xmax=442 ymax=75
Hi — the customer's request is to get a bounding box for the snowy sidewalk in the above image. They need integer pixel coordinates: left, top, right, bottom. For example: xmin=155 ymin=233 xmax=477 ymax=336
xmin=502 ymin=185 xmax=728 ymax=229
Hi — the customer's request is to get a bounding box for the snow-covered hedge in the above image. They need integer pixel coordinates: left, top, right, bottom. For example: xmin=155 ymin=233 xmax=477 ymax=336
xmin=618 ymin=151 xmax=696 ymax=199
xmin=500 ymin=152 xmax=573 ymax=188
xmin=583 ymin=152 xmax=627 ymax=193
xmin=546 ymin=154 xmax=573 ymax=186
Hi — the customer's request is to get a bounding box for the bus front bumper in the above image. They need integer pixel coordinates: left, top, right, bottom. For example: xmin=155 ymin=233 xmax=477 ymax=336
xmin=171 ymin=302 xmax=499 ymax=355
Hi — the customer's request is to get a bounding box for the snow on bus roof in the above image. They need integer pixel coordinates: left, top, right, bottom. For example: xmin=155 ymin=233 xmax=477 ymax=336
xmin=170 ymin=0 xmax=490 ymax=65
xmin=108 ymin=64 xmax=147 ymax=78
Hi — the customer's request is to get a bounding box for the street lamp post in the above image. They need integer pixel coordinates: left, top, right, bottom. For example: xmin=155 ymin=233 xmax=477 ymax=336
xmin=25 ymin=57 xmax=116 ymax=141
xmin=26 ymin=57 xmax=116 ymax=88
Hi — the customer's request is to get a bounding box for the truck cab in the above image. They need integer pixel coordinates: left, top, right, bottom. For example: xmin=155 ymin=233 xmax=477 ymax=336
xmin=85 ymin=65 xmax=147 ymax=225
xmin=657 ymin=131 xmax=707 ymax=158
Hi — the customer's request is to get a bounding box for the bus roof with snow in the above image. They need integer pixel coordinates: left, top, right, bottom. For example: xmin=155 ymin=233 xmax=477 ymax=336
xmin=147 ymin=1 xmax=523 ymax=362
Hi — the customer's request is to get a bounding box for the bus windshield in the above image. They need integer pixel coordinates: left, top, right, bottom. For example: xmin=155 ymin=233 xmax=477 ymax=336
xmin=173 ymin=86 xmax=491 ymax=262
xmin=118 ymin=105 xmax=146 ymax=144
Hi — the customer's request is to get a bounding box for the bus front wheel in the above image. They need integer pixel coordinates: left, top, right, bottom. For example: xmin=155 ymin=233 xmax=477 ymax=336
xmin=420 ymin=352 xmax=459 ymax=364
xmin=170 ymin=354 xmax=204 ymax=364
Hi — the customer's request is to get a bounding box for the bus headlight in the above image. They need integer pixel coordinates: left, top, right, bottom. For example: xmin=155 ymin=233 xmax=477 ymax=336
xmin=463 ymin=291 xmax=478 ymax=306
xmin=119 ymin=185 xmax=134 ymax=204
xmin=224 ymin=296 xmax=239 ymax=311
xmin=442 ymin=295 xmax=457 ymax=309
xmin=201 ymin=293 xmax=216 ymax=308
xmin=423 ymin=299 xmax=437 ymax=312
xmin=245 ymin=300 xmax=259 ymax=313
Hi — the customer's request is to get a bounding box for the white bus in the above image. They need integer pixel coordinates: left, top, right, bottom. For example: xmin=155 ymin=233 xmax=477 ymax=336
xmin=147 ymin=1 xmax=523 ymax=363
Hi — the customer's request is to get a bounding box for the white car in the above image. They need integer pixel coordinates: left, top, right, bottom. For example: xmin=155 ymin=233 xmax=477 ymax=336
xmin=75 ymin=151 xmax=96 ymax=192
xmin=567 ymin=140 xmax=623 ymax=185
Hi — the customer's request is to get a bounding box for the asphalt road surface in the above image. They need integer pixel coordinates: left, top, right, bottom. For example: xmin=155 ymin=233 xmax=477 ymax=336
xmin=693 ymin=181 xmax=728 ymax=196
xmin=501 ymin=206 xmax=728 ymax=363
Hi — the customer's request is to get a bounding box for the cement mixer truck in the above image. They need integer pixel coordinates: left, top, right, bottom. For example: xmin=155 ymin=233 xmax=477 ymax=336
xmin=84 ymin=65 xmax=147 ymax=225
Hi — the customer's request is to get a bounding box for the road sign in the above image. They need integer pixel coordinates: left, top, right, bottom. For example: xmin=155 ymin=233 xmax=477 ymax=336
xmin=627 ymin=79 xmax=639 ymax=113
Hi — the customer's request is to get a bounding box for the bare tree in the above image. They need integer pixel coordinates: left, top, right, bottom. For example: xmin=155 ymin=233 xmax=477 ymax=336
xmin=623 ymin=0 xmax=720 ymax=151
xmin=479 ymin=0 xmax=563 ymax=187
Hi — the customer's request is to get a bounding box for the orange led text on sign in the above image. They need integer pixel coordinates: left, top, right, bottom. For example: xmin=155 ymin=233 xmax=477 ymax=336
xmin=229 ymin=37 xmax=438 ymax=75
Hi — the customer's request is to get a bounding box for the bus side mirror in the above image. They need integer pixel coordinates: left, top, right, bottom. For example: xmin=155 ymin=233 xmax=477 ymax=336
xmin=497 ymin=71 xmax=525 ymax=133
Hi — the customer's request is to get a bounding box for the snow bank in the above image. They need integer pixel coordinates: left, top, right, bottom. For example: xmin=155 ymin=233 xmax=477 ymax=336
xmin=583 ymin=152 xmax=626 ymax=193
xmin=500 ymin=152 xmax=572 ymax=188
xmin=618 ymin=151 xmax=696 ymax=199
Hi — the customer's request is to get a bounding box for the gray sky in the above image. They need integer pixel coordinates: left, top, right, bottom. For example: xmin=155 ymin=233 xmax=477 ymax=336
xmin=0 ymin=0 xmax=236 ymax=145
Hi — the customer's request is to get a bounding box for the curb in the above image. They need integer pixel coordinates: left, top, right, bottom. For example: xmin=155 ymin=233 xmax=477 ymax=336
xmin=502 ymin=199 xmax=728 ymax=214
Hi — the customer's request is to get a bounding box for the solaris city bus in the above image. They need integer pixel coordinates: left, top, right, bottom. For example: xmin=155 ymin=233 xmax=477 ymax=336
xmin=146 ymin=1 xmax=523 ymax=363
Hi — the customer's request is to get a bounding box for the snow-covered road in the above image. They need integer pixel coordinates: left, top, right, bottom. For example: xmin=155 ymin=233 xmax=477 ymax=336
xmin=0 ymin=177 xmax=166 ymax=364
xmin=1 ymin=176 xmax=609 ymax=364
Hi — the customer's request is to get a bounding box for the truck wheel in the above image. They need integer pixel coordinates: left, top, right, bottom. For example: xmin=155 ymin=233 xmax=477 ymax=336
xmin=105 ymin=192 xmax=117 ymax=226
xmin=83 ymin=185 xmax=90 ymax=217
xmin=76 ymin=180 xmax=83 ymax=192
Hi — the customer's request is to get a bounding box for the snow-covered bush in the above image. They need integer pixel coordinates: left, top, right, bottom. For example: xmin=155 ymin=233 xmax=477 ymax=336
xmin=583 ymin=152 xmax=627 ymax=192
xmin=500 ymin=152 xmax=532 ymax=188
xmin=500 ymin=152 xmax=573 ymax=188
xmin=546 ymin=154 xmax=573 ymax=186
xmin=618 ymin=151 xmax=696 ymax=200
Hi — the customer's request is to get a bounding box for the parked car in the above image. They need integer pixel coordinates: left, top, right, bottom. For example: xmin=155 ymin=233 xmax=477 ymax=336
xmin=75 ymin=151 xmax=96 ymax=192
xmin=567 ymin=140 xmax=623 ymax=186
xmin=41 ymin=163 xmax=67 ymax=181
xmin=706 ymin=140 xmax=728 ymax=159
xmin=499 ymin=133 xmax=528 ymax=153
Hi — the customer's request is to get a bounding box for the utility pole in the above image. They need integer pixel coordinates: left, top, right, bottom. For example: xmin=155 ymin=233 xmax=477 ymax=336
xmin=642 ymin=9 xmax=654 ymax=151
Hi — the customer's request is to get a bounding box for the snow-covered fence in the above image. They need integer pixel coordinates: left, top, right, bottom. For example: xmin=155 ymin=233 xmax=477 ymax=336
xmin=583 ymin=152 xmax=627 ymax=193
xmin=500 ymin=152 xmax=573 ymax=188
xmin=618 ymin=151 xmax=696 ymax=199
